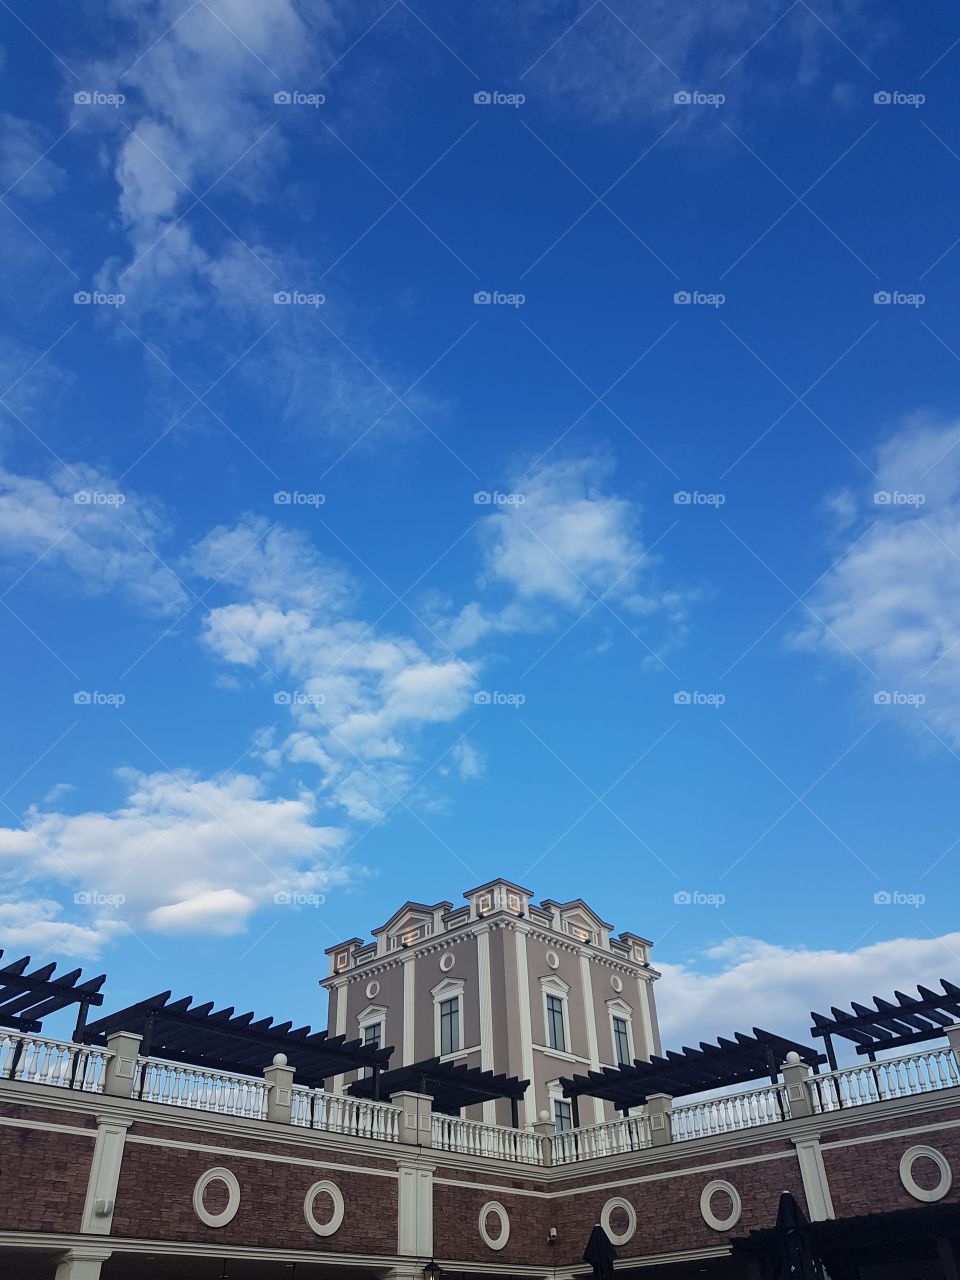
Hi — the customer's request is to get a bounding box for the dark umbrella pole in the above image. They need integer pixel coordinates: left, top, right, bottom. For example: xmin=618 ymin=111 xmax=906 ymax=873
xmin=772 ymin=1191 xmax=826 ymax=1280
xmin=583 ymin=1224 xmax=618 ymax=1280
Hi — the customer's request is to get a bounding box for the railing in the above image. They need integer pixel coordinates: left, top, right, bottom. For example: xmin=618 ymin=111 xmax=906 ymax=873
xmin=0 ymin=1031 xmax=109 ymax=1092
xmin=135 ymin=1058 xmax=266 ymax=1118
xmin=291 ymin=1088 xmax=402 ymax=1142
xmin=672 ymin=1083 xmax=787 ymax=1142
xmin=808 ymin=1047 xmax=960 ymax=1114
xmin=431 ymin=1113 xmax=543 ymax=1163
xmin=553 ymin=1113 xmax=651 ymax=1165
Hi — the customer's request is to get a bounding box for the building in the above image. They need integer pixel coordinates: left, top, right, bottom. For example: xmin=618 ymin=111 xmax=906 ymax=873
xmin=321 ymin=879 xmax=661 ymax=1127
xmin=2 ymin=926 xmax=960 ymax=1277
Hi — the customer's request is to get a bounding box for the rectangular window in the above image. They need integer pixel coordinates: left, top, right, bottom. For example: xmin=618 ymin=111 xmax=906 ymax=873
xmin=546 ymin=994 xmax=566 ymax=1052
xmin=612 ymin=1016 xmax=631 ymax=1066
xmin=361 ymin=1022 xmax=381 ymax=1078
xmin=439 ymin=997 xmax=460 ymax=1055
xmin=554 ymin=1098 xmax=573 ymax=1131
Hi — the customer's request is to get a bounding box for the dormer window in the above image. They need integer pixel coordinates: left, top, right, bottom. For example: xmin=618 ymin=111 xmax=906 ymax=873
xmin=477 ymin=893 xmax=492 ymax=915
xmin=334 ymin=951 xmax=349 ymax=972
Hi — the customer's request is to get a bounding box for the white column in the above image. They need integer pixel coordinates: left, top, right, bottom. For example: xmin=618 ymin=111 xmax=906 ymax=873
xmin=579 ymin=951 xmax=605 ymax=1125
xmin=792 ymin=1135 xmax=835 ymax=1221
xmin=55 ymin=1250 xmax=112 ymax=1280
xmin=403 ymin=954 xmax=416 ymax=1064
xmin=397 ymin=1157 xmax=435 ymax=1256
xmin=477 ymin=925 xmax=496 ymax=1123
xmin=80 ymin=1118 xmax=131 ymax=1235
xmin=330 ymin=977 xmax=349 ymax=1095
xmin=514 ymin=927 xmax=537 ymax=1125
xmin=636 ymin=975 xmax=656 ymax=1059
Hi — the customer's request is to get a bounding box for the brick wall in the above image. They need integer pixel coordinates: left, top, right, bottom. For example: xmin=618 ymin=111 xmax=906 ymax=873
xmin=112 ymin=1140 xmax=398 ymax=1252
xmin=0 ymin=1121 xmax=93 ymax=1233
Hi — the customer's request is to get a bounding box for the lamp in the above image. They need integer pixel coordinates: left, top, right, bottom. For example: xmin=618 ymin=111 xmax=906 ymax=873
xmin=423 ymin=1260 xmax=444 ymax=1280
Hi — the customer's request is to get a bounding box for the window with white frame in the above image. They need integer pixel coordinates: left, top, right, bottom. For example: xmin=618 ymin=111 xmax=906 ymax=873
xmin=357 ymin=1005 xmax=386 ymax=1079
xmin=546 ymin=994 xmax=566 ymax=1051
xmin=540 ymin=975 xmax=571 ymax=1054
xmin=431 ymin=977 xmax=465 ymax=1057
xmin=607 ymin=998 xmax=635 ymax=1068
xmin=554 ymin=1098 xmax=573 ymax=1131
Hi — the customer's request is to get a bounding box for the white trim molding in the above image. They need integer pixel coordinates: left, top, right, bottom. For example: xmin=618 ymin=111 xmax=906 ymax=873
xmin=899 ymin=1145 xmax=953 ymax=1202
xmin=192 ymin=1167 xmax=241 ymax=1228
xmin=304 ymin=1180 xmax=345 ymax=1236
xmin=600 ymin=1196 xmax=637 ymax=1245
xmin=479 ymin=1200 xmax=510 ymax=1251
xmin=699 ymin=1180 xmax=742 ymax=1232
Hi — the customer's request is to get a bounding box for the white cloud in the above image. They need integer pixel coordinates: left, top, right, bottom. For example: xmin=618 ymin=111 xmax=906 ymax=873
xmin=0 ymin=462 xmax=187 ymax=614
xmin=0 ymin=768 xmax=345 ymax=941
xmin=797 ymin=416 xmax=960 ymax=743
xmin=0 ymin=897 xmax=125 ymax=959
xmin=657 ymin=931 xmax=960 ymax=1056
xmin=0 ymin=114 xmax=68 ymax=200
xmin=191 ymin=516 xmax=476 ymax=818
xmin=480 ymin=456 xmax=644 ymax=607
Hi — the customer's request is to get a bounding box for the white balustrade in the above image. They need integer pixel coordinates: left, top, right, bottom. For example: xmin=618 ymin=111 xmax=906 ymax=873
xmin=808 ymin=1047 xmax=960 ymax=1114
xmin=0 ymin=1031 xmax=109 ymax=1092
xmin=431 ymin=1113 xmax=544 ymax=1163
xmin=672 ymin=1084 xmax=787 ymax=1142
xmin=552 ymin=1114 xmax=651 ymax=1165
xmin=135 ymin=1058 xmax=266 ymax=1118
xmin=291 ymin=1088 xmax=402 ymax=1142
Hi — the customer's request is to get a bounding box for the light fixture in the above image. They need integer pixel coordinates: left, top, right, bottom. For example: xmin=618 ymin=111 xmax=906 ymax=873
xmin=423 ymin=1259 xmax=444 ymax=1280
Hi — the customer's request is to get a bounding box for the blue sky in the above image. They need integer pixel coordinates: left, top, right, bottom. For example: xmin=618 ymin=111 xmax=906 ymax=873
xmin=2 ymin=0 xmax=960 ymax=1051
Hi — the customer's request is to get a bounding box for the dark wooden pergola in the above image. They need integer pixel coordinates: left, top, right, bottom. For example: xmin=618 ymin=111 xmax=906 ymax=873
xmin=81 ymin=991 xmax=392 ymax=1094
xmin=349 ymin=1056 xmax=529 ymax=1123
xmin=560 ymin=1028 xmax=824 ymax=1121
xmin=0 ymin=950 xmax=105 ymax=1040
xmin=810 ymin=978 xmax=960 ymax=1067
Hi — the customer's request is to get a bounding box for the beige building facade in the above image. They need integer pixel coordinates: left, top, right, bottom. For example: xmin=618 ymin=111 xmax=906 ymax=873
xmin=321 ymin=878 xmax=662 ymax=1128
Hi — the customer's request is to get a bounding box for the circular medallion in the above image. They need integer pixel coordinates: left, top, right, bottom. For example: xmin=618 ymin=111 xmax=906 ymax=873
xmin=193 ymin=1167 xmax=240 ymax=1228
xmin=610 ymin=975 xmax=623 ymax=993
xmin=900 ymin=1146 xmax=952 ymax=1202
xmin=600 ymin=1196 xmax=637 ymax=1244
xmin=546 ymin=951 xmax=560 ymax=970
xmin=699 ymin=1180 xmax=741 ymax=1232
xmin=440 ymin=952 xmax=455 ymax=972
xmin=365 ymin=980 xmax=380 ymax=999
xmin=479 ymin=1200 xmax=510 ymax=1250
xmin=304 ymin=1180 xmax=345 ymax=1235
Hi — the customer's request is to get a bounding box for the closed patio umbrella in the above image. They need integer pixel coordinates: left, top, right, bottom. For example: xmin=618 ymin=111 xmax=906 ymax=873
xmin=583 ymin=1223 xmax=618 ymax=1280
xmin=772 ymin=1191 xmax=825 ymax=1280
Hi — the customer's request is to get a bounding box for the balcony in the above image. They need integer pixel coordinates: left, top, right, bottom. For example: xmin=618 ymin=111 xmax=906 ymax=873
xmin=1 ymin=1028 xmax=958 ymax=1168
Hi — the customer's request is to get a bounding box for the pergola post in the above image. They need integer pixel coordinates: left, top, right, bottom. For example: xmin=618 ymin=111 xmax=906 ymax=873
xmin=102 ymin=1031 xmax=143 ymax=1098
xmin=392 ymin=1090 xmax=433 ymax=1145
xmin=263 ymin=1052 xmax=295 ymax=1123
xmin=945 ymin=1023 xmax=960 ymax=1063
xmin=646 ymin=1092 xmax=673 ymax=1146
xmin=780 ymin=1052 xmax=813 ymax=1119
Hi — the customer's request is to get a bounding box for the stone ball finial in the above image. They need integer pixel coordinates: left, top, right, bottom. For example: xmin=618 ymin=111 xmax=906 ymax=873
xmin=539 ymin=1109 xmax=550 ymax=1122
xmin=273 ymin=1053 xmax=288 ymax=1067
xmin=784 ymin=1051 xmax=801 ymax=1065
